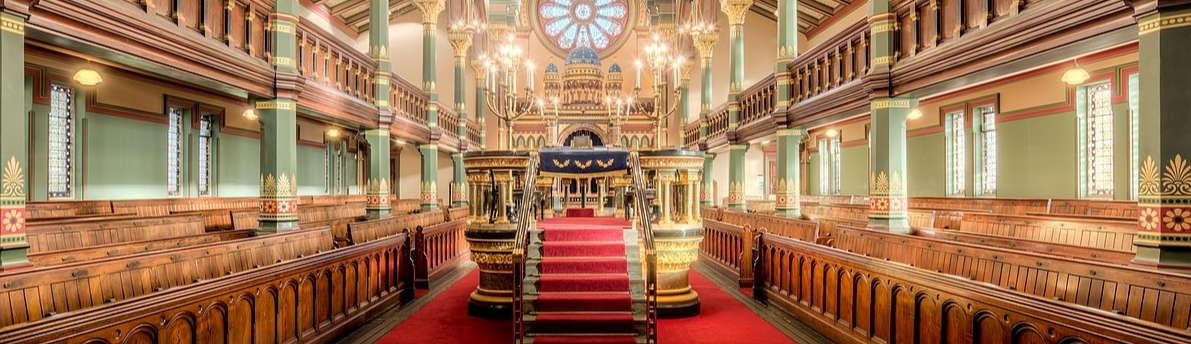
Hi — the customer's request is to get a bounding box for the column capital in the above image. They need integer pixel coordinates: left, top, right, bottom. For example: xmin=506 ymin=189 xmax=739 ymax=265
xmin=447 ymin=28 xmax=474 ymax=58
xmin=692 ymin=31 xmax=719 ymax=58
xmin=721 ymin=0 xmax=753 ymax=26
xmin=414 ymin=0 xmax=445 ymax=25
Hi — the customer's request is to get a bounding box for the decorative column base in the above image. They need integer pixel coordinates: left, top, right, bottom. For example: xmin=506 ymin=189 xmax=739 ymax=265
xmin=653 ymin=222 xmax=704 ymax=318
xmin=465 ymin=222 xmax=518 ymax=318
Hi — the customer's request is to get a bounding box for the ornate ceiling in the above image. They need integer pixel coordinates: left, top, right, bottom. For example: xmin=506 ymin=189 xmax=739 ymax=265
xmin=304 ymin=0 xmax=860 ymax=37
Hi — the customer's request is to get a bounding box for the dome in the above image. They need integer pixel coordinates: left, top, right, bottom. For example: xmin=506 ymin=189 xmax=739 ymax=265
xmin=545 ymin=63 xmax=559 ymax=73
xmin=608 ymin=63 xmax=622 ymax=73
xmin=564 ymin=47 xmax=601 ymax=66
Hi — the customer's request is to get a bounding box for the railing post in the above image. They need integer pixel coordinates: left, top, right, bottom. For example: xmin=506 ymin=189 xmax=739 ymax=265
xmin=752 ymin=229 xmax=767 ymax=302
xmin=739 ymin=224 xmax=755 ymax=287
xmin=413 ymin=225 xmax=429 ymax=288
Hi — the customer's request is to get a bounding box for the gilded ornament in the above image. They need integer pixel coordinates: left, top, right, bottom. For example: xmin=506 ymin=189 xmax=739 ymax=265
xmin=1162 ymin=154 xmax=1191 ymax=196
xmin=1140 ymin=156 xmax=1160 ymax=196
xmin=2 ymin=157 xmax=26 ymax=198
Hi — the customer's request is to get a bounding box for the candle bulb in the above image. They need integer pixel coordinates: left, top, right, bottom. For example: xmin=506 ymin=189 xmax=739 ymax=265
xmin=635 ymin=60 xmax=641 ymax=89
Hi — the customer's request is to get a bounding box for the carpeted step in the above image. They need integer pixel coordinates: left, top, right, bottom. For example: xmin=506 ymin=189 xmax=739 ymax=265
xmin=540 ymin=257 xmax=627 ymax=274
xmin=538 ymin=274 xmax=629 ymax=292
xmin=543 ymin=228 xmax=625 ymax=242
xmin=531 ymin=335 xmax=640 ymax=344
xmin=542 ymin=242 xmax=625 ymax=257
xmin=531 ymin=313 xmax=637 ymax=334
xmin=536 ymin=292 xmax=631 ymax=313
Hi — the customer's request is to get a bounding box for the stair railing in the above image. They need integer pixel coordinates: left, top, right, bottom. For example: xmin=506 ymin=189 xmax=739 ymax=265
xmin=512 ymin=153 xmax=540 ymax=343
xmin=629 ymin=152 xmax=658 ymax=343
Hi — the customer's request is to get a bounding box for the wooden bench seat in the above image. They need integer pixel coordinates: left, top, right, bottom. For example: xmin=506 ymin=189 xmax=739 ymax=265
xmin=718 ymin=210 xmax=819 ymax=243
xmin=830 ymin=225 xmax=1191 ymax=329
xmin=911 ymin=207 xmax=990 ymax=229
xmin=907 ymin=197 xmax=1050 ymax=215
xmin=0 ymin=227 xmax=333 ymax=328
xmin=1048 ymin=198 xmax=1138 ymax=218
xmin=911 ymin=226 xmax=1135 ymax=265
xmin=1025 ymin=211 xmax=1135 ymax=223
xmin=961 ymin=212 xmax=1137 ymax=252
xmin=26 ymin=229 xmax=255 ymax=267
xmin=25 ymin=214 xmax=207 ymax=254
xmin=171 ymin=207 xmax=256 ymax=231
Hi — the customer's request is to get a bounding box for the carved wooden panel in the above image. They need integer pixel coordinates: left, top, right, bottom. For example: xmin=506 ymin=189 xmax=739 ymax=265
xmin=251 ymin=10 xmax=266 ymax=59
xmin=966 ymin=0 xmax=986 ymax=29
xmin=940 ymin=0 xmax=959 ymax=40
xmin=900 ymin=13 xmax=916 ymax=59
xmin=206 ymin=0 xmax=224 ymax=38
xmin=229 ymin=3 xmax=245 ymax=49
xmin=181 ymin=0 xmax=201 ymax=32
xmin=920 ymin=4 xmax=937 ymax=49
xmin=994 ymin=0 xmax=1017 ymax=19
xmin=154 ymin=0 xmax=172 ymax=19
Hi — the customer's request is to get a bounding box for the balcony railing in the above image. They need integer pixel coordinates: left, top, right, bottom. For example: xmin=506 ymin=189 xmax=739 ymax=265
xmin=296 ymin=23 xmax=376 ymax=106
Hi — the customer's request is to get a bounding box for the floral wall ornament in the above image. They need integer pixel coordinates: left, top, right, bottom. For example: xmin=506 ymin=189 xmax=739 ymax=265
xmin=2 ymin=209 xmax=23 ymax=233
xmin=1164 ymin=208 xmax=1189 ymax=232
xmin=1139 ymin=154 xmax=1191 ymax=196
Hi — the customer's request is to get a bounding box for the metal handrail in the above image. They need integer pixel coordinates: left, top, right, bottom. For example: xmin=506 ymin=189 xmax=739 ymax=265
xmin=512 ymin=153 xmax=540 ymax=343
xmin=629 ymin=152 xmax=658 ymax=343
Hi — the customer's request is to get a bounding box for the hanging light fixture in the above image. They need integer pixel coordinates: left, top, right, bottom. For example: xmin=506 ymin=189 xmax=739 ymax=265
xmin=73 ymin=61 xmax=103 ymax=86
xmin=242 ymin=109 xmax=258 ymax=121
xmin=326 ymin=128 xmax=341 ymax=138
xmin=825 ymin=129 xmax=839 ymax=138
xmin=1061 ymin=60 xmax=1090 ymax=85
xmin=908 ymin=108 xmax=924 ymax=120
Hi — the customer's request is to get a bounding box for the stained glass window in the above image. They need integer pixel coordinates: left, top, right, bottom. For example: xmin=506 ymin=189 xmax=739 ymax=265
xmin=1129 ymin=74 xmax=1139 ymax=200
xmin=48 ymin=85 xmax=73 ymax=198
xmin=819 ymin=139 xmax=829 ymax=194
xmin=324 ymin=145 xmax=331 ymax=193
xmin=197 ymin=114 xmax=214 ymax=196
xmin=830 ymin=136 xmax=841 ymax=195
xmin=336 ymin=144 xmax=344 ymax=194
xmin=1086 ymin=83 xmax=1113 ymax=197
xmin=946 ymin=112 xmax=965 ymax=196
xmin=536 ymin=0 xmax=630 ymax=55
xmin=167 ymin=108 xmax=184 ymax=197
xmin=978 ymin=107 xmax=997 ymax=196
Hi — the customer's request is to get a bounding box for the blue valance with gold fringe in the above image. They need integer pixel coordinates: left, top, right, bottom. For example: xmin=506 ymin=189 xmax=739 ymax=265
xmin=538 ymin=148 xmax=630 ymax=178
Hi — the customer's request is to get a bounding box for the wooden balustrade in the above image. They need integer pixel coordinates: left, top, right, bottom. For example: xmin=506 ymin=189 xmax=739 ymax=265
xmin=753 ymin=232 xmax=1191 ymax=344
xmin=467 ymin=119 xmax=482 ymax=148
xmin=736 ymin=75 xmax=776 ymax=129
xmin=683 ymin=122 xmax=700 ymax=149
xmin=699 ymin=220 xmax=755 ymax=287
xmin=296 ymin=21 xmax=376 ymax=106
xmin=908 ymin=196 xmax=1049 ymax=215
xmin=790 ymin=21 xmax=870 ymax=104
xmin=706 ymin=106 xmax=729 ymax=138
xmin=391 ymin=76 xmax=429 ymax=125
xmin=0 ymin=229 xmax=413 ymax=344
xmin=413 ymin=218 xmax=469 ymax=288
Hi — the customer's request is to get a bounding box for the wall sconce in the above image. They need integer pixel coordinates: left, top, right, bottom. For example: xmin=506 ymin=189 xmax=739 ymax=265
xmin=394 ymin=139 xmax=407 ymax=146
xmin=825 ymin=129 xmax=839 ymax=138
xmin=907 ymin=108 xmax=923 ymax=120
xmin=73 ymin=64 xmax=103 ymax=86
xmin=242 ymin=109 xmax=258 ymax=121
xmin=1061 ymin=60 xmax=1090 ymax=85
xmin=326 ymin=128 xmax=341 ymax=138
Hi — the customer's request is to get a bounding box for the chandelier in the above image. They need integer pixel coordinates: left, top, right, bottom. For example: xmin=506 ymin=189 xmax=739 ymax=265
xmin=621 ymin=32 xmax=685 ymax=150
xmin=481 ymin=34 xmax=551 ymax=150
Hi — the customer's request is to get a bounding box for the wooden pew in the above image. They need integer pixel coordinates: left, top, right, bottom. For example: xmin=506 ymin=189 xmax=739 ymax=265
xmin=0 ymin=229 xmax=413 ymax=344
xmin=0 ymin=227 xmax=333 ymax=328
xmin=25 ymin=214 xmax=207 ymax=254
xmin=27 ymin=229 xmax=255 ymax=266
xmin=392 ymin=199 xmax=422 ymax=215
xmin=25 ymin=201 xmax=113 ymax=219
xmin=752 ymin=232 xmax=1191 ymax=344
xmin=698 ymin=219 xmax=756 ymax=287
xmin=1026 ymin=211 xmax=1134 ymax=223
xmin=171 ymin=207 xmax=256 ymax=231
xmin=830 ymin=225 xmax=1191 ymax=329
xmin=907 ymin=196 xmax=1050 ymax=215
xmin=911 ymin=226 xmax=1135 ymax=265
xmin=413 ymin=218 xmax=469 ymax=288
xmin=718 ymin=210 xmax=819 ymax=243
xmin=960 ymin=212 xmax=1137 ymax=252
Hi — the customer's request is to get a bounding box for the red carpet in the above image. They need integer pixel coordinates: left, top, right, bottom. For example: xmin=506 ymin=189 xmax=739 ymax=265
xmin=375 ymin=216 xmax=794 ymax=343
xmin=374 ymin=268 xmax=794 ymax=344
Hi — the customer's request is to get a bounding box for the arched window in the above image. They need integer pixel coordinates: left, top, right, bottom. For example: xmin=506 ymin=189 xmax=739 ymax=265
xmin=47 ymin=84 xmax=73 ymax=199
xmin=621 ymin=137 xmax=628 ymax=147
xmin=641 ymin=137 xmax=651 ymax=148
xmin=517 ymin=136 xmax=526 ymax=148
xmin=630 ymin=137 xmax=639 ymax=148
xmin=539 ymin=136 xmax=546 ymax=148
xmin=945 ymin=111 xmax=965 ymax=196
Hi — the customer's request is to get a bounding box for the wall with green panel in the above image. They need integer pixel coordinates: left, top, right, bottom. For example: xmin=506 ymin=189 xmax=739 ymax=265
xmin=807 ymin=153 xmax=820 ymax=195
xmin=83 ymin=113 xmax=169 ymax=199
xmin=217 ymin=134 xmax=260 ymax=197
xmin=906 ymin=132 xmax=946 ymax=197
xmin=997 ymin=112 xmax=1077 ymax=198
xmin=840 ymin=145 xmax=869 ymax=195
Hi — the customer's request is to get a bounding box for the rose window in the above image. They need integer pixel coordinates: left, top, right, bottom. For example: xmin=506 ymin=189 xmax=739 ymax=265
xmin=536 ymin=0 xmax=631 ymax=56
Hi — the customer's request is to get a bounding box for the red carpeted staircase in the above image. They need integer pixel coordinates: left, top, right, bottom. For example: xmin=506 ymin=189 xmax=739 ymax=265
xmin=522 ymin=219 xmax=646 ymax=343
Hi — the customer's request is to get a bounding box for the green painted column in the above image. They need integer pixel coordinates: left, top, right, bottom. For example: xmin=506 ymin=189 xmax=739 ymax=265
xmin=775 ymin=128 xmax=803 ymax=218
xmin=1133 ymin=5 xmax=1191 ymax=273
xmin=700 ymin=153 xmax=715 ymax=206
xmin=727 ymin=144 xmax=747 ymax=210
xmin=773 ymin=0 xmax=796 ymax=120
xmin=419 ymin=143 xmax=439 ymax=210
xmin=678 ymin=66 xmax=692 ymax=145
xmin=472 ymin=63 xmax=487 ymax=149
xmin=692 ymin=33 xmax=716 ymax=145
xmin=257 ymin=0 xmax=301 ymax=233
xmin=722 ymin=0 xmax=750 ymax=135
xmin=867 ymin=98 xmax=915 ymax=233
xmin=365 ymin=0 xmax=393 ymax=220
xmin=0 ymin=12 xmax=30 ymax=271
xmin=448 ymin=29 xmax=472 ymax=208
